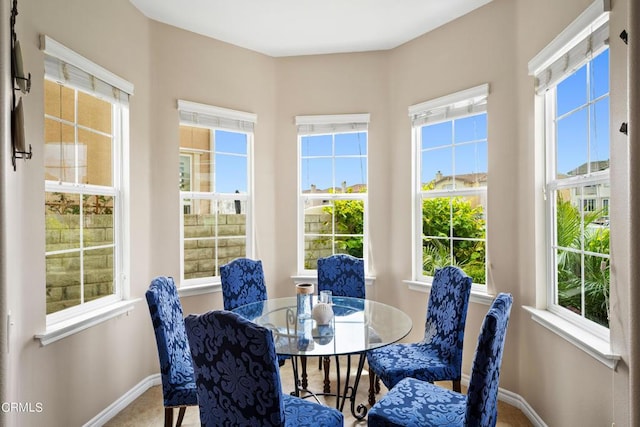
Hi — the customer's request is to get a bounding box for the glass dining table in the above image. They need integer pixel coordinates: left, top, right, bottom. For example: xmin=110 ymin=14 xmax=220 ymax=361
xmin=231 ymin=296 xmax=412 ymax=419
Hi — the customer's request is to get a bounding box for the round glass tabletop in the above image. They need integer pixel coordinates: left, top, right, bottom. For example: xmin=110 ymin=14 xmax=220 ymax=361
xmin=232 ymin=296 xmax=413 ymax=357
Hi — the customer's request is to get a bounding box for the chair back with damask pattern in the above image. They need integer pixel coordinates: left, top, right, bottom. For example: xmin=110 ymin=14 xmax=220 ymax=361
xmin=465 ymin=292 xmax=513 ymax=426
xmin=423 ymin=266 xmax=473 ymax=372
xmin=220 ymin=258 xmax=267 ymax=311
xmin=185 ymin=310 xmax=344 ymax=427
xmin=145 ymin=276 xmax=198 ymax=409
xmin=317 ymin=254 xmax=365 ymax=299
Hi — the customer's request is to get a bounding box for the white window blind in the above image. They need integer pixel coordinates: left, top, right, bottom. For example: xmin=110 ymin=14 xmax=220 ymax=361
xmin=296 ymin=113 xmax=370 ymax=135
xmin=41 ymin=35 xmax=133 ymax=104
xmin=178 ymin=100 xmax=257 ymax=133
xmin=409 ymin=84 xmax=489 ymax=127
xmin=528 ymin=0 xmax=610 ymax=94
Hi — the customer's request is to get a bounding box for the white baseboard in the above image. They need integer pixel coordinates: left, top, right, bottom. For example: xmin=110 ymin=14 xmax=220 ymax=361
xmin=497 ymin=385 xmax=548 ymax=427
xmin=460 ymin=374 xmax=547 ymax=427
xmin=82 ymin=374 xmax=161 ymax=427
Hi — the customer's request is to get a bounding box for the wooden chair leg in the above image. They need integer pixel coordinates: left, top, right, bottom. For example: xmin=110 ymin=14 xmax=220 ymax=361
xmin=176 ymin=406 xmax=187 ymax=427
xmin=164 ymin=407 xmax=173 ymax=427
xmin=453 ymin=379 xmax=461 ymax=393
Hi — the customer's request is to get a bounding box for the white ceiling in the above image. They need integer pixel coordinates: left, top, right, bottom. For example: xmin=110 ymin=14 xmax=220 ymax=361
xmin=128 ymin=0 xmax=492 ymax=57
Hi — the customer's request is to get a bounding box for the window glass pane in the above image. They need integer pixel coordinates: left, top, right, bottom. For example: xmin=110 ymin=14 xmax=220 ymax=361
xmin=422 ymin=196 xmax=452 ymax=238
xmin=591 ymin=49 xmax=609 ymax=100
xmin=335 ymin=132 xmax=367 ymax=156
xmin=191 ymin=154 xmax=213 ymax=193
xmin=183 ymin=199 xmax=216 ymax=280
xmin=44 ymin=80 xmax=74 ymax=122
xmin=180 ymin=154 xmax=192 ymax=192
xmin=422 ymin=121 xmax=451 ymax=150
xmin=590 ymin=98 xmax=610 ymax=167
xmin=183 ymin=236 xmax=217 ymax=280
xmin=80 ymin=128 xmax=112 ymax=186
xmin=301 ymin=134 xmax=332 ymax=157
xmin=77 ymin=91 xmax=111 ymax=134
xmin=451 ymin=195 xmax=486 ymax=239
xmin=46 ymin=251 xmax=81 ymax=314
xmin=422 ymin=194 xmax=486 ymax=282
xmin=422 ymin=147 xmax=453 ymax=186
xmin=453 ymin=193 xmax=486 ymax=284
xmin=304 ymin=236 xmax=332 ymax=270
xmin=216 ymin=130 xmax=247 ymax=155
xmin=334 ymin=199 xmax=364 ymax=235
xmin=215 ymin=153 xmax=247 ymax=193
xmin=556 ymin=188 xmax=584 ymax=249
xmin=44 ymin=120 xmax=76 ymax=182
xmin=557 ymin=108 xmax=588 ymax=177
xmin=219 ymin=236 xmax=246 ymax=267
xmin=557 ymin=64 xmax=587 ymax=117
xmin=454 ymin=114 xmax=487 ymax=143
xmin=556 ymin=248 xmax=583 ymax=314
xmin=45 ymin=192 xmax=81 ymax=250
xmin=422 ymin=237 xmax=451 ymax=277
xmin=84 ymin=247 xmax=114 ymax=303
xmin=304 ymin=204 xmax=333 ymax=237
xmin=83 ymin=195 xmax=114 ymax=248
xmin=335 ymin=236 xmax=363 ymax=258
xmin=301 ymin=157 xmax=333 ymax=192
xmin=304 ymin=201 xmax=334 ymax=268
xmin=584 ymin=253 xmax=609 ymax=327
xmin=454 ymin=141 xmax=487 ymax=178
xmin=453 ymin=238 xmax=486 ymax=284
xmin=335 ymin=157 xmax=367 ymax=192
xmin=180 ymin=126 xmax=210 ymax=150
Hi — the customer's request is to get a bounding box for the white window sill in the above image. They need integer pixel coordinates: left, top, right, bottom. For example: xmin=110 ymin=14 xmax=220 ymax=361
xmin=35 ymin=299 xmax=140 ymax=346
xmin=523 ymin=305 xmax=620 ymax=369
xmin=403 ymin=280 xmax=495 ymax=306
xmin=178 ymin=282 xmax=220 ymax=298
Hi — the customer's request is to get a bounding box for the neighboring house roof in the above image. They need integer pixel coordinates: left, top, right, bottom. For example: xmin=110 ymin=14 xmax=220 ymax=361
xmin=302 ymin=183 xmax=367 ymax=194
xmin=433 ymin=172 xmax=487 ymax=187
xmin=566 ymin=160 xmax=609 ymax=176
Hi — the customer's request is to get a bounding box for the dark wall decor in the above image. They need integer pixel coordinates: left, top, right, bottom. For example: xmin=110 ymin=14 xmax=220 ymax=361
xmin=10 ymin=0 xmax=31 ymax=170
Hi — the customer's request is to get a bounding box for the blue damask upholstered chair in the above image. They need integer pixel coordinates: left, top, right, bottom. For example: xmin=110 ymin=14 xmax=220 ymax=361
xmin=145 ymin=276 xmax=198 ymax=427
xmin=366 ymin=265 xmax=472 ymax=405
xmin=220 ymin=257 xmax=288 ymax=367
xmin=367 ymin=293 xmax=513 ymax=427
xmin=317 ymin=253 xmax=365 ymax=299
xmin=316 ymin=253 xmax=365 ymax=391
xmin=184 ymin=310 xmax=344 ymax=427
xmin=220 ymin=257 xmax=267 ymax=311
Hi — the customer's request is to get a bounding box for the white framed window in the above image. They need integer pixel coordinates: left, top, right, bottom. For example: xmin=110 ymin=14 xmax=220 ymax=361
xmin=410 ymin=84 xmax=489 ymax=288
xmin=42 ymin=36 xmax=133 ymax=324
xmin=529 ymin=0 xmax=611 ymax=334
xmin=296 ymin=114 xmax=369 ymax=274
xmin=178 ymin=100 xmax=256 ymax=286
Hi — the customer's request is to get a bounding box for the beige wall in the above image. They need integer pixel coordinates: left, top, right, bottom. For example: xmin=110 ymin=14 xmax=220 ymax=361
xmin=11 ymin=0 xmax=154 ymax=425
xmin=3 ymin=0 xmax=634 ymax=425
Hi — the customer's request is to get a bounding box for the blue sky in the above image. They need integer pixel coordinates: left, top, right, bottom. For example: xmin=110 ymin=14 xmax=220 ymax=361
xmin=421 ymin=113 xmax=487 ymax=184
xmin=556 ymin=49 xmax=609 ymax=176
xmin=300 ymin=132 xmax=368 ymax=192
